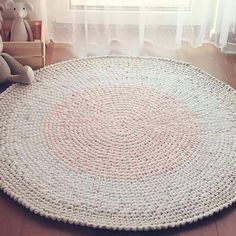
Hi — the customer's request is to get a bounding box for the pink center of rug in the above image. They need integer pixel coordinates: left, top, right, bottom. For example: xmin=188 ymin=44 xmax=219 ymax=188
xmin=44 ymin=85 xmax=203 ymax=178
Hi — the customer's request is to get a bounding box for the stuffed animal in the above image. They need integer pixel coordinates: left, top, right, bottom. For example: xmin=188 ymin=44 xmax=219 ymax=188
xmin=6 ymin=0 xmax=34 ymax=42
xmin=0 ymin=3 xmax=5 ymax=40
xmin=0 ymin=35 xmax=35 ymax=84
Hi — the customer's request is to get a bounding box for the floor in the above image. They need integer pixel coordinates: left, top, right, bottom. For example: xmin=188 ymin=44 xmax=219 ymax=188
xmin=1 ymin=42 xmax=236 ymax=236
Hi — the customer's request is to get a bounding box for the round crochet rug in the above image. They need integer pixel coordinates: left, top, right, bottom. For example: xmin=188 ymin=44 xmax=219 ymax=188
xmin=0 ymin=56 xmax=236 ymax=230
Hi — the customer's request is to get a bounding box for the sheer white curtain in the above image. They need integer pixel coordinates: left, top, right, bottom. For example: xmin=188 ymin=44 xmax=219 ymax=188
xmin=41 ymin=0 xmax=236 ymax=57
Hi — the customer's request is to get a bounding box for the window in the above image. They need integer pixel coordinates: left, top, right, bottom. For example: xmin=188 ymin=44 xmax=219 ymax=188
xmin=70 ymin=0 xmax=192 ymax=12
xmin=54 ymin=0 xmax=201 ymax=25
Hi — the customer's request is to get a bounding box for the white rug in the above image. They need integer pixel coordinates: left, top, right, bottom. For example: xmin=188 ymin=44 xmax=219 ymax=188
xmin=0 ymin=56 xmax=236 ymax=230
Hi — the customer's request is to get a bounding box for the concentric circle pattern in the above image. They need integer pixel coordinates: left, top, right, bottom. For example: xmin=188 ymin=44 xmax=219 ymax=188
xmin=0 ymin=56 xmax=236 ymax=230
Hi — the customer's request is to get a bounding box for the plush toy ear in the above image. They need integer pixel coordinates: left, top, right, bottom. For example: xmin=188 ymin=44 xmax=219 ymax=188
xmin=6 ymin=0 xmax=15 ymax=9
xmin=0 ymin=3 xmax=5 ymax=12
xmin=25 ymin=2 xmax=34 ymax=11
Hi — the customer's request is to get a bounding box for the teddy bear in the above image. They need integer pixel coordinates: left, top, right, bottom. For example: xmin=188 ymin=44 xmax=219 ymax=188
xmin=0 ymin=35 xmax=35 ymax=85
xmin=6 ymin=0 xmax=34 ymax=41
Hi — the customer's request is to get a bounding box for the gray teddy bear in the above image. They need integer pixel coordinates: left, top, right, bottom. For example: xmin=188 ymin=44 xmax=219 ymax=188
xmin=6 ymin=0 xmax=34 ymax=41
xmin=0 ymin=35 xmax=35 ymax=85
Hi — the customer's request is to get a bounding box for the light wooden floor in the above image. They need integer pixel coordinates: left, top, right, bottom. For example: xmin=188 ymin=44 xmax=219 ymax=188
xmin=1 ymin=42 xmax=236 ymax=236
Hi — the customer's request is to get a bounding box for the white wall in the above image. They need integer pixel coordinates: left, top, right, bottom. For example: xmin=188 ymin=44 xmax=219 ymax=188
xmin=0 ymin=0 xmax=42 ymax=20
